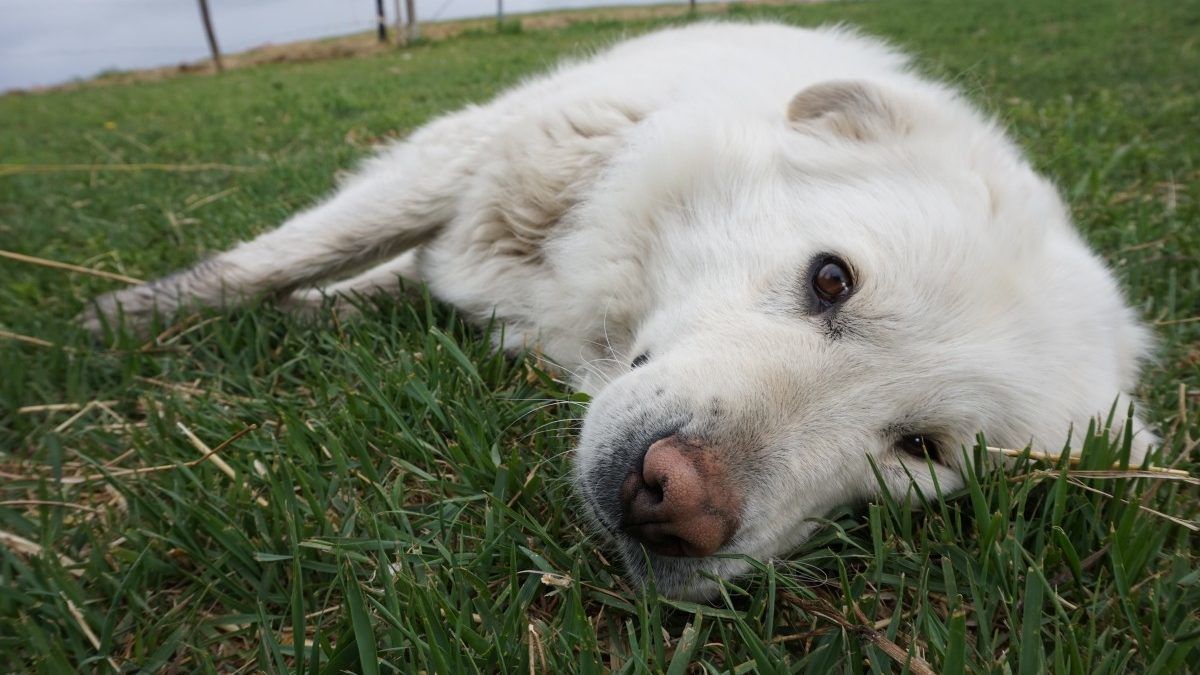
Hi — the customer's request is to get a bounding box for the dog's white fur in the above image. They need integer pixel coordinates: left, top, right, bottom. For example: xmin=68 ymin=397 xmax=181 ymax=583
xmin=82 ymin=23 xmax=1152 ymax=599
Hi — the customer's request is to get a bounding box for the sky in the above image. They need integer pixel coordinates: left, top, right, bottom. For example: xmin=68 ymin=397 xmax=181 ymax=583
xmin=0 ymin=0 xmax=679 ymax=92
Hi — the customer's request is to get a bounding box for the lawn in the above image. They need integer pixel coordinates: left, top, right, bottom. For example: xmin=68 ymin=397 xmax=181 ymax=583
xmin=1 ymin=0 xmax=1198 ymax=671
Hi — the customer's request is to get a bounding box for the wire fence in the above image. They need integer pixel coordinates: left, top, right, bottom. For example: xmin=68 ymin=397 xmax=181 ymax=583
xmin=0 ymin=0 xmax=706 ymax=90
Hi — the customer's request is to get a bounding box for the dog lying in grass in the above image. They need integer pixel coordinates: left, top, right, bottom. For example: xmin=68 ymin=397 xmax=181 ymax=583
xmin=81 ymin=22 xmax=1153 ymax=599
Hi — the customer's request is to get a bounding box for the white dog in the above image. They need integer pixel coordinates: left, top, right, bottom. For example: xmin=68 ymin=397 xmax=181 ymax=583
xmin=82 ymin=23 xmax=1152 ymax=599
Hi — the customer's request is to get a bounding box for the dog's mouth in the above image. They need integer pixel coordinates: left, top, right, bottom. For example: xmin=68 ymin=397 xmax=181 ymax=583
xmin=610 ymin=533 xmax=760 ymax=600
xmin=577 ymin=470 xmax=752 ymax=600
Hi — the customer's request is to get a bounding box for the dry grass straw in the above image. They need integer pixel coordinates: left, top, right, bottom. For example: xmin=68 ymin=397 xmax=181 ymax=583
xmin=0 ymin=248 xmax=142 ymax=284
xmin=0 ymin=328 xmax=74 ymax=352
xmin=781 ymin=592 xmax=936 ymax=675
xmin=0 ymin=529 xmax=83 ymax=576
xmin=985 ymin=445 xmax=1193 ymax=477
xmin=3 ymin=424 xmax=257 ymax=486
xmin=0 ymin=162 xmax=256 ymax=177
xmin=17 ymin=401 xmax=118 ymax=414
xmin=177 ymin=423 xmax=270 ymax=508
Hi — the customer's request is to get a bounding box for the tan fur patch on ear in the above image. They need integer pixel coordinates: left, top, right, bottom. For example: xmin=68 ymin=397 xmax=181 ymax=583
xmin=787 ymin=80 xmax=909 ymax=141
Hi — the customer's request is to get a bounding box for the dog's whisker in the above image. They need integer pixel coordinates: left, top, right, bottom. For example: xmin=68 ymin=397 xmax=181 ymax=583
xmin=520 ymin=420 xmax=585 ymax=442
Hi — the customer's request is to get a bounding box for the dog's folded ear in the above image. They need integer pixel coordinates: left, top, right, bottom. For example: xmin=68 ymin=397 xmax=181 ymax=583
xmin=786 ymin=80 xmax=914 ymax=141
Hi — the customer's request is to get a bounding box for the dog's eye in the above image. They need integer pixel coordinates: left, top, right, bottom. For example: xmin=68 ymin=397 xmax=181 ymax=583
xmin=897 ymin=434 xmax=940 ymax=462
xmin=811 ymin=256 xmax=854 ymax=307
xmin=630 ymin=353 xmax=650 ymax=369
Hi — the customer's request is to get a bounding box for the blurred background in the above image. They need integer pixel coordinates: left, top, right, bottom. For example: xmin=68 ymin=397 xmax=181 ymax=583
xmin=2 ymin=0 xmax=715 ymax=92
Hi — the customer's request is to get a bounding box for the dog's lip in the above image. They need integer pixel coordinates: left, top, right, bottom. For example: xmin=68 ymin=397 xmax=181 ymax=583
xmin=619 ymin=516 xmax=673 ymax=528
xmin=620 ymin=519 xmax=691 ymax=557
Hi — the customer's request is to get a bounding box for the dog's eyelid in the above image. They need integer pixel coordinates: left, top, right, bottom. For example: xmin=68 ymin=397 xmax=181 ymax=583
xmin=804 ymin=253 xmax=857 ymax=314
xmin=891 ymin=429 xmax=944 ymax=463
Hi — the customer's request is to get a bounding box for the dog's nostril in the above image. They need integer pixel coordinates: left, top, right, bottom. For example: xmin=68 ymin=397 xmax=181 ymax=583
xmin=645 ymin=477 xmax=664 ymax=504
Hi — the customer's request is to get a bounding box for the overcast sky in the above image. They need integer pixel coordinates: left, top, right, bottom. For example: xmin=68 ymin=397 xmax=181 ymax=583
xmin=0 ymin=0 xmax=676 ymax=92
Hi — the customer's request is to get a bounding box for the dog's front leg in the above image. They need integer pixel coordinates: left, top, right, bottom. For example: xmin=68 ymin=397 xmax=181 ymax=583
xmin=77 ymin=164 xmax=452 ymax=335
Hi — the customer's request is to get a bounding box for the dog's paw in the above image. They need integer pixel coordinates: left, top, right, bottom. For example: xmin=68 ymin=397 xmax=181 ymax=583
xmin=279 ymin=288 xmax=364 ymax=321
xmin=75 ymin=284 xmax=167 ymax=336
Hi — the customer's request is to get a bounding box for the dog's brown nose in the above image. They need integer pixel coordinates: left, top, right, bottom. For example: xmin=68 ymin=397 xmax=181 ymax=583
xmin=619 ymin=435 xmax=742 ymax=557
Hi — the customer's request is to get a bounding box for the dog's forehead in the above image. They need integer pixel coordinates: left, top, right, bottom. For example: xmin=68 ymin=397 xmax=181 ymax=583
xmin=681 ymin=133 xmax=1019 ymax=246
xmin=638 ymin=117 xmax=1074 ymax=342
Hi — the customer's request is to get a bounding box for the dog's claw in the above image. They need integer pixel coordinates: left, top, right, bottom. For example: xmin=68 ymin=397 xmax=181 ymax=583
xmin=76 ymin=285 xmax=164 ymax=337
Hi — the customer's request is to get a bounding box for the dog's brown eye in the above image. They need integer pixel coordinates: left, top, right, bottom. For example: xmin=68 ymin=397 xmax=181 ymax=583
xmin=812 ymin=258 xmax=853 ymax=306
xmin=898 ymin=434 xmax=940 ymax=462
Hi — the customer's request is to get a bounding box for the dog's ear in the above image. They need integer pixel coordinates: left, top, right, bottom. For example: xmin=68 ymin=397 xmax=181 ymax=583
xmin=786 ymin=80 xmax=912 ymax=141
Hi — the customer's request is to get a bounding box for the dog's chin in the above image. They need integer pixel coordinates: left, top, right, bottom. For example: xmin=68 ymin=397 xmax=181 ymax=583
xmin=616 ymin=538 xmax=751 ymax=601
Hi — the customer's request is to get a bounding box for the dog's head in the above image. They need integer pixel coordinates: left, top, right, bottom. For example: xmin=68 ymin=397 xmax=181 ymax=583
xmin=566 ymin=79 xmax=1153 ymax=599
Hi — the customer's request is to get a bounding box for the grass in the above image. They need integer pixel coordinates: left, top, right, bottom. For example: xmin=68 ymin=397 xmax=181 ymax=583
xmin=1 ymin=0 xmax=1198 ymax=671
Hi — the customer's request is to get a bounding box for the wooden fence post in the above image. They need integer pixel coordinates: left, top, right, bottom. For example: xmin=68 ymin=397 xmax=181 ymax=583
xmin=394 ymin=0 xmax=404 ymax=44
xmin=375 ymin=0 xmax=389 ymax=42
xmin=405 ymin=0 xmax=420 ymax=42
xmin=196 ymin=0 xmax=223 ymax=73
